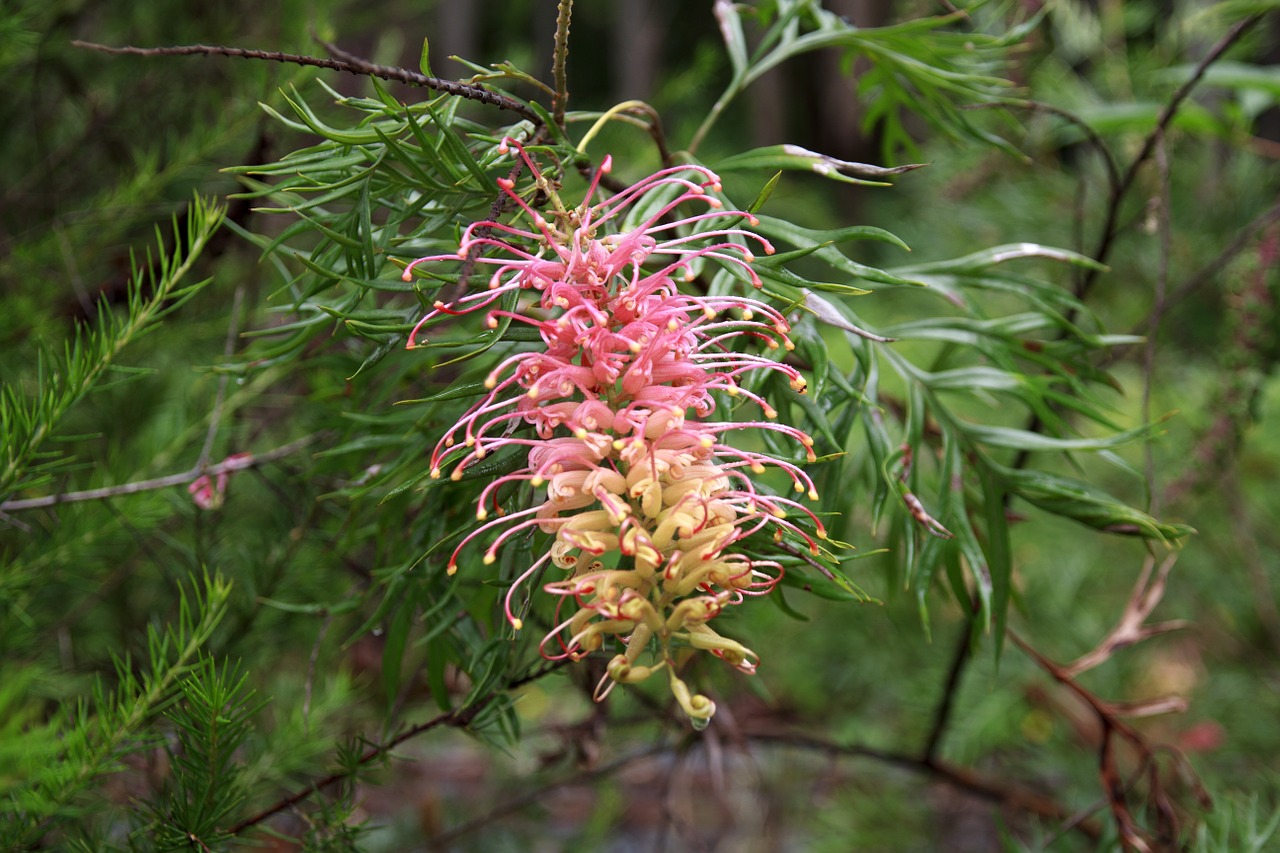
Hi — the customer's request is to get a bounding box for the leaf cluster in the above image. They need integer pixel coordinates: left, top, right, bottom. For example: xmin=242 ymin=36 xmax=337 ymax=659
xmin=3 ymin=0 xmax=1274 ymax=848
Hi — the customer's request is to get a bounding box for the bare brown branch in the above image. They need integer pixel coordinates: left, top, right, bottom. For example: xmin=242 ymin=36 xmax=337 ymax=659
xmin=745 ymin=729 xmax=1102 ymax=842
xmin=1063 ymin=553 xmax=1187 ymax=678
xmin=1075 ymin=13 xmax=1264 ymax=303
xmin=0 ymin=433 xmax=320 ymax=513
xmin=1010 ymin=629 xmax=1209 ymax=851
xmin=71 ymin=41 xmax=542 ymax=124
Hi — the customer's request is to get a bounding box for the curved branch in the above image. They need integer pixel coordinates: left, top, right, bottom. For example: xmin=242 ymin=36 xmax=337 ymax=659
xmin=0 ymin=433 xmax=320 ymax=513
xmin=921 ymin=604 xmax=978 ymax=762
xmin=970 ymin=99 xmax=1122 ymax=194
xmin=226 ymin=660 xmax=568 ymax=836
xmin=70 ymin=41 xmax=542 ymax=125
xmin=1012 ymin=15 xmax=1263 ymax=505
xmin=1009 ymin=630 xmax=1209 ymax=851
xmin=1075 ymin=13 xmax=1264 ymax=302
xmin=735 ymin=731 xmax=1102 ymax=842
xmin=431 ymin=742 xmax=672 ymax=847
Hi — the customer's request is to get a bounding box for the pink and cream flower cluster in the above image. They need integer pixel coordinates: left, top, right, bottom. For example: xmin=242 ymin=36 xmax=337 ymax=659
xmin=402 ymin=139 xmax=825 ymax=725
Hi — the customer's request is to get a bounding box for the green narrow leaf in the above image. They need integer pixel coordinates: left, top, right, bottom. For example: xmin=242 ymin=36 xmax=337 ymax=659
xmin=419 ymin=36 xmax=433 ymax=77
xmin=425 ymin=635 xmax=452 ymax=713
xmin=960 ymin=419 xmax=1160 ymax=452
xmin=975 ymin=459 xmax=1011 ymax=657
xmin=1000 ymin=465 xmax=1194 ymax=542
xmin=748 ymin=171 xmax=783 ymax=214
xmin=769 ymin=585 xmax=811 ymax=621
xmin=382 ymin=601 xmax=414 ymax=704
xmin=716 ymin=143 xmax=925 ymax=185
xmin=397 ymin=381 xmax=490 ymax=405
xmin=0 ymin=197 xmax=224 ymax=500
xmin=890 ymin=243 xmax=1107 ymax=277
xmin=714 ymin=0 xmax=750 ymax=78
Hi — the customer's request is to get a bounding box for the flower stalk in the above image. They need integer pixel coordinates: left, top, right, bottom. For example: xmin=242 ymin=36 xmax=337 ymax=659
xmin=404 ymin=139 xmax=824 ymax=724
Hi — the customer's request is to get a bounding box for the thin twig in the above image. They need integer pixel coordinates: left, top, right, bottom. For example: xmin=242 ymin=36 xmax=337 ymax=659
xmin=197 ymin=285 xmax=245 ymax=469
xmin=432 ymin=743 xmax=671 ymax=848
xmin=226 ymin=709 xmax=473 ymax=834
xmin=0 ymin=509 xmax=31 ymax=533
xmin=1074 ymin=13 xmax=1263 ymax=303
xmin=302 ymin=614 xmax=333 ymax=731
xmin=971 ymin=99 xmax=1122 ymax=194
xmin=1009 ymin=630 xmax=1207 ymax=851
xmin=1060 ymin=553 xmax=1185 ymax=678
xmin=71 ymin=41 xmax=542 ymax=124
xmin=460 ymin=157 xmax=527 ymax=289
xmin=552 ymin=0 xmax=574 ymax=128
xmin=1012 ymin=16 xmax=1261 ymax=499
xmin=427 ymin=722 xmax=1101 ymax=848
xmin=1143 ymin=132 xmax=1171 ymax=512
xmin=638 ymin=104 xmax=674 ymax=170
xmin=921 ymin=606 xmax=977 ymax=762
xmin=1129 ymin=197 xmax=1280 ymax=339
xmin=313 ymin=35 xmax=372 ymax=69
xmin=0 ymin=434 xmax=319 ymax=512
xmin=227 ymin=659 xmax=568 ymax=835
xmin=745 ymin=730 xmax=1101 ymax=840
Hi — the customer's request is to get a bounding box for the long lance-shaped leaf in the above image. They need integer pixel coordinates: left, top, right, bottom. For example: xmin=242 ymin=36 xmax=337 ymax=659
xmin=715 ymin=144 xmax=926 ymax=186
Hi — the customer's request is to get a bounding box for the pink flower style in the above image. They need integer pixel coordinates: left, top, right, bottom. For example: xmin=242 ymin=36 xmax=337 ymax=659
xmin=402 ymin=139 xmax=826 ymax=725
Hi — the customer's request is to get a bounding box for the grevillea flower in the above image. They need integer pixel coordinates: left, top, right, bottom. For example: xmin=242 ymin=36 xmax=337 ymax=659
xmin=403 ymin=139 xmax=825 ymax=726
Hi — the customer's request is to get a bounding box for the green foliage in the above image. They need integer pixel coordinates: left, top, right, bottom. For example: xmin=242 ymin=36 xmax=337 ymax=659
xmin=0 ymin=198 xmax=224 ymax=501
xmin=1 ymin=0 xmax=1277 ymax=849
xmin=0 ymin=574 xmax=233 ymax=849
xmin=139 ymin=657 xmax=263 ymax=850
xmin=695 ymin=0 xmax=1033 ymax=157
xmin=1193 ymin=794 xmax=1280 ymax=852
